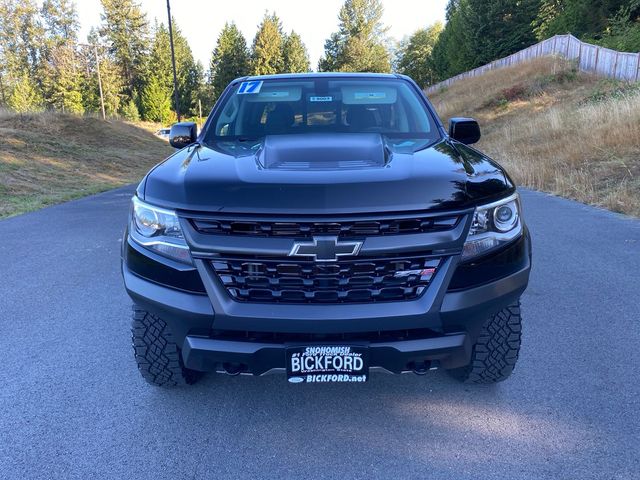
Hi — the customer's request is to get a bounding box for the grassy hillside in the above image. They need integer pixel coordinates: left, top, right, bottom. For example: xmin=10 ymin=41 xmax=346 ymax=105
xmin=429 ymin=57 xmax=640 ymax=217
xmin=0 ymin=111 xmax=172 ymax=218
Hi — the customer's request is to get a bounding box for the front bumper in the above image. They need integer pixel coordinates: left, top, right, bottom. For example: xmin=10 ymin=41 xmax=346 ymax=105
xmin=122 ymin=229 xmax=531 ymax=374
xmin=182 ymin=332 xmax=471 ymax=374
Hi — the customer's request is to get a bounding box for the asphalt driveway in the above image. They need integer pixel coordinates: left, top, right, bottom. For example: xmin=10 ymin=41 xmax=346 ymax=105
xmin=0 ymin=187 xmax=638 ymax=479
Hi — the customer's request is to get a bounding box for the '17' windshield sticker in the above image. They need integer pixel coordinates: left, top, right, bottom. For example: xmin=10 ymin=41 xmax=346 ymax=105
xmin=237 ymin=80 xmax=263 ymax=94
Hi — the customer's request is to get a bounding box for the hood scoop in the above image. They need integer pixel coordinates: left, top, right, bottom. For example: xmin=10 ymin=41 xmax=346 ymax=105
xmin=257 ymin=133 xmax=390 ymax=171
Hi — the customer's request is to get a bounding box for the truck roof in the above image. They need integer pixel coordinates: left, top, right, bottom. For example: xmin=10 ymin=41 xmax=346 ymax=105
xmin=238 ymin=72 xmax=401 ymax=82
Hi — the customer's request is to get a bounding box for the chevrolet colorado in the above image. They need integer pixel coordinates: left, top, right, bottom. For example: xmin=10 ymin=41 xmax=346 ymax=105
xmin=122 ymin=73 xmax=531 ymax=386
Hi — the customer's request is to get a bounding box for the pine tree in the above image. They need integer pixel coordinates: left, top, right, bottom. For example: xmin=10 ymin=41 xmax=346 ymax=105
xmin=141 ymin=75 xmax=172 ymax=124
xmin=431 ymin=0 xmax=541 ymax=80
xmin=282 ymin=31 xmax=310 ymax=73
xmin=120 ymin=98 xmax=140 ymax=121
xmin=251 ymin=12 xmax=285 ymax=75
xmin=396 ymin=23 xmax=443 ymax=88
xmin=0 ymin=0 xmax=45 ymax=89
xmin=465 ymin=0 xmax=540 ymax=66
xmin=533 ymin=0 xmax=628 ymax=40
xmin=7 ymin=74 xmax=41 ymax=112
xmin=99 ymin=0 xmax=150 ymax=100
xmin=78 ymin=30 xmax=124 ymax=116
xmin=209 ymin=22 xmax=250 ymax=101
xmin=41 ymin=0 xmax=78 ymax=44
xmin=40 ymin=0 xmax=84 ymax=113
xmin=318 ymin=0 xmax=391 ymax=72
xmin=318 ymin=33 xmax=342 ymax=72
xmin=148 ymin=19 xmax=202 ymax=117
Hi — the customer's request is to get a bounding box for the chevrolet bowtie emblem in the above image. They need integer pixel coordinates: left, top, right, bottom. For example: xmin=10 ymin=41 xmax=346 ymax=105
xmin=288 ymin=236 xmax=363 ymax=262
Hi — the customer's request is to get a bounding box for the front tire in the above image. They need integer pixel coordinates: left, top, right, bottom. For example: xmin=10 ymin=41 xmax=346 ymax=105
xmin=450 ymin=302 xmax=522 ymax=384
xmin=131 ymin=307 xmax=201 ymax=387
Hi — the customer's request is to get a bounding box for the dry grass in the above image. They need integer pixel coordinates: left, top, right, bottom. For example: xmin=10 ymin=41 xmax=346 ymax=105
xmin=429 ymin=57 xmax=640 ymax=217
xmin=0 ymin=110 xmax=172 ymax=218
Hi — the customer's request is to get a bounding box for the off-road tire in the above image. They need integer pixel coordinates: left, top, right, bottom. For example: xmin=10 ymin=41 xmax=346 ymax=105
xmin=450 ymin=302 xmax=522 ymax=384
xmin=131 ymin=306 xmax=201 ymax=387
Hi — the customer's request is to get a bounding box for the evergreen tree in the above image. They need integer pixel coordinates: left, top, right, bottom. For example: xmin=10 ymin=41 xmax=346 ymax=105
xmin=147 ymin=20 xmax=202 ymax=117
xmin=251 ymin=12 xmax=285 ymax=75
xmin=7 ymin=74 xmax=41 ymax=112
xmin=0 ymin=0 xmax=45 ymax=87
xmin=597 ymin=0 xmax=640 ymax=51
xmin=209 ymin=22 xmax=250 ymax=101
xmin=465 ymin=0 xmax=540 ymax=66
xmin=431 ymin=0 xmax=540 ymax=81
xmin=396 ymin=23 xmax=443 ymax=87
xmin=318 ymin=0 xmax=391 ymax=72
xmin=41 ymin=0 xmax=78 ymax=44
xmin=78 ymin=30 xmax=124 ymax=116
xmin=318 ymin=33 xmax=342 ymax=72
xmin=99 ymin=0 xmax=150 ymax=100
xmin=40 ymin=0 xmax=84 ymax=113
xmin=282 ymin=31 xmax=311 ymax=73
xmin=120 ymin=98 xmax=140 ymax=121
xmin=141 ymin=75 xmax=172 ymax=124
xmin=533 ymin=0 xmax=628 ymax=40
xmin=46 ymin=45 xmax=84 ymax=113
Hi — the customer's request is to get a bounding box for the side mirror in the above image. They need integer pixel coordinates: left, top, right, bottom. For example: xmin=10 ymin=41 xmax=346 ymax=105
xmin=169 ymin=122 xmax=197 ymax=149
xmin=449 ymin=118 xmax=481 ymax=145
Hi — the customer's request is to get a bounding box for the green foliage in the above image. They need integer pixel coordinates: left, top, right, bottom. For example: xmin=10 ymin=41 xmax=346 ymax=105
xmin=209 ymin=22 xmax=250 ymax=101
xmin=0 ymin=0 xmax=45 ymax=84
xmin=41 ymin=0 xmax=78 ymax=44
xmin=45 ymin=45 xmax=84 ymax=114
xmin=396 ymin=23 xmax=443 ymax=87
xmin=430 ymin=1 xmax=475 ymax=80
xmin=81 ymin=29 xmax=124 ymax=116
xmin=141 ymin=75 xmax=172 ymax=124
xmin=430 ymin=0 xmax=540 ymax=81
xmin=251 ymin=12 xmax=285 ymax=75
xmin=120 ymin=98 xmax=140 ymax=121
xmin=147 ymin=19 xmax=203 ymax=117
xmin=584 ymin=78 xmax=640 ymax=103
xmin=318 ymin=0 xmax=391 ymax=73
xmin=99 ymin=0 xmax=150 ymax=99
xmin=533 ymin=0 xmax=627 ymax=40
xmin=39 ymin=1 xmax=83 ymax=114
xmin=282 ymin=31 xmax=311 ymax=73
xmin=7 ymin=75 xmax=41 ymax=112
xmin=594 ymin=0 xmax=640 ymax=51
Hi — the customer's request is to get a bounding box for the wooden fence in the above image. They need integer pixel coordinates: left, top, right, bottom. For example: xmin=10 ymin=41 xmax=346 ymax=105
xmin=425 ymin=34 xmax=640 ymax=94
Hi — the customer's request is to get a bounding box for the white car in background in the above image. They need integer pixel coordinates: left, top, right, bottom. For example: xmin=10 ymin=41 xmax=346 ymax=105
xmin=155 ymin=128 xmax=171 ymax=140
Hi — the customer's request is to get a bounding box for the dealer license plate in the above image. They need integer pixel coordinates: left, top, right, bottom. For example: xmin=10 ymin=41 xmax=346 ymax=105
xmin=286 ymin=345 xmax=369 ymax=384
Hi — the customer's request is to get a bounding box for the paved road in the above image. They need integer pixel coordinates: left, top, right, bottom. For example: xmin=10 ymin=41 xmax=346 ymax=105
xmin=0 ymin=186 xmax=639 ymax=480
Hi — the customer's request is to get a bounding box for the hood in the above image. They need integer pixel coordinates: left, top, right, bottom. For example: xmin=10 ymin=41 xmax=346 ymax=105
xmin=142 ymin=134 xmax=513 ymax=214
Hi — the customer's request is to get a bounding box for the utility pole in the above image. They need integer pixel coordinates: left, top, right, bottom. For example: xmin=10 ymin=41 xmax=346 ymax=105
xmin=166 ymin=0 xmax=181 ymax=122
xmin=78 ymin=43 xmax=106 ymax=120
xmin=0 ymin=72 xmax=6 ymax=105
xmin=94 ymin=45 xmax=106 ymax=120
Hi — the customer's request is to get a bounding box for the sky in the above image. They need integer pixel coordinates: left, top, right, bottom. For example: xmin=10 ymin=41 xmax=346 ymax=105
xmin=76 ymin=0 xmax=448 ymax=70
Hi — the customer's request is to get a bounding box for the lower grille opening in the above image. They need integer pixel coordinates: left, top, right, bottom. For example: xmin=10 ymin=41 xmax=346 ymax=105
xmin=211 ymin=255 xmax=442 ymax=304
xmin=209 ymin=328 xmax=442 ymax=343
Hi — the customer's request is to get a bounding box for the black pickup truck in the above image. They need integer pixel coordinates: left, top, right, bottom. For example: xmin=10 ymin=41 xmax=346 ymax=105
xmin=122 ymin=73 xmax=531 ymax=387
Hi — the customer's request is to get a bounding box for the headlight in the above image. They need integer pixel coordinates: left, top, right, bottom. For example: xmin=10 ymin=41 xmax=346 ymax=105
xmin=129 ymin=196 xmax=192 ymax=264
xmin=462 ymin=193 xmax=522 ymax=261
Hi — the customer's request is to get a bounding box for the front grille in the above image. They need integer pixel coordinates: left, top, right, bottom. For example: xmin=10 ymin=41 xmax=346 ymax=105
xmin=191 ymin=214 xmax=460 ymax=238
xmin=212 ymin=255 xmax=442 ymax=304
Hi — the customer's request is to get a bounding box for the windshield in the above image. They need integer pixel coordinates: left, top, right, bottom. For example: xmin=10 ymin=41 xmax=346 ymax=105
xmin=203 ymin=77 xmax=440 ymax=151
